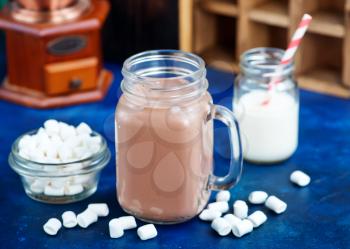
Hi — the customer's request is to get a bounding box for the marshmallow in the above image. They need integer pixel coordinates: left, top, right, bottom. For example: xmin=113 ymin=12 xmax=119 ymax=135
xmin=232 ymin=219 xmax=253 ymax=238
xmin=62 ymin=211 xmax=78 ymax=228
xmin=290 ymin=170 xmax=311 ymax=187
xmin=137 ymin=224 xmax=158 ymax=240
xmin=248 ymin=191 xmax=268 ymax=204
xmin=44 ymin=119 xmax=60 ymax=135
xmin=211 ymin=217 xmax=231 ymax=236
xmin=88 ymin=144 xmax=100 ymax=155
xmin=30 ymin=179 xmax=46 ymax=194
xmin=77 ymin=208 xmax=98 ymax=228
xmin=60 ymin=125 xmax=76 ymax=141
xmin=58 ymin=146 xmax=74 ymax=162
xmin=44 ymin=185 xmax=65 ymax=196
xmin=37 ymin=134 xmax=51 ymax=149
xmin=37 ymin=127 xmax=49 ymax=139
xmin=109 ymin=219 xmax=124 ymax=238
xmin=248 ymin=211 xmax=267 ymax=228
xmin=77 ymin=133 xmax=90 ymax=146
xmin=43 ymin=218 xmax=62 ymax=236
xmin=76 ymin=122 xmax=92 ymax=135
xmin=71 ymin=174 xmax=92 ymax=185
xmin=58 ymin=121 xmax=69 ymax=131
xmin=216 ymin=190 xmax=231 ymax=202
xmin=64 ymin=136 xmax=81 ymax=149
xmin=19 ymin=135 xmax=35 ymax=150
xmin=50 ymin=178 xmax=68 ymax=188
xmin=223 ymin=214 xmax=241 ymax=227
xmin=18 ymin=148 xmax=30 ymax=159
xmin=88 ymin=203 xmax=109 ymax=217
xmin=45 ymin=145 xmax=58 ymax=159
xmin=65 ymin=184 xmax=84 ymax=196
xmin=28 ymin=148 xmax=46 ymax=162
xmin=208 ymin=201 xmax=229 ymax=213
xmin=117 ymin=216 xmax=137 ymax=230
xmin=72 ymin=146 xmax=87 ymax=160
xmin=265 ymin=196 xmax=287 ymax=214
xmin=199 ymin=209 xmax=221 ymax=221
xmin=87 ymin=136 xmax=102 ymax=146
xmin=50 ymin=134 xmax=63 ymax=148
xmin=233 ymin=200 xmax=248 ymax=219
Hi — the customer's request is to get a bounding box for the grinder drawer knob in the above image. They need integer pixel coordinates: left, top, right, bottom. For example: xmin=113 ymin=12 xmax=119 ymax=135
xmin=70 ymin=78 xmax=82 ymax=90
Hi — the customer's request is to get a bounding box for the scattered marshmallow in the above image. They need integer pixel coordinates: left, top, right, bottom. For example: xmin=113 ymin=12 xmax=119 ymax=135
xmin=265 ymin=196 xmax=287 ymax=214
xmin=62 ymin=211 xmax=78 ymax=228
xmin=248 ymin=191 xmax=268 ymax=204
xmin=109 ymin=219 xmax=124 ymax=238
xmin=77 ymin=208 xmax=98 ymax=228
xmin=233 ymin=200 xmax=248 ymax=219
xmin=117 ymin=216 xmax=137 ymax=230
xmin=44 ymin=185 xmax=65 ymax=196
xmin=208 ymin=201 xmax=229 ymax=213
xmin=223 ymin=214 xmax=241 ymax=227
xmin=232 ymin=219 xmax=253 ymax=238
xmin=137 ymin=224 xmax=158 ymax=240
xmin=248 ymin=211 xmax=267 ymax=228
xmin=211 ymin=217 xmax=231 ymax=236
xmin=43 ymin=218 xmax=62 ymax=236
xmin=290 ymin=170 xmax=311 ymax=187
xmin=88 ymin=203 xmax=109 ymax=217
xmin=216 ymin=190 xmax=231 ymax=202
xmin=199 ymin=209 xmax=222 ymax=221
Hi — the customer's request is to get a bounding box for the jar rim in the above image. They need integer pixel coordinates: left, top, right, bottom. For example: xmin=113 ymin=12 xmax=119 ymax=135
xmin=240 ymin=47 xmax=294 ymax=77
xmin=9 ymin=130 xmax=111 ymax=177
xmin=122 ymin=49 xmax=206 ymax=83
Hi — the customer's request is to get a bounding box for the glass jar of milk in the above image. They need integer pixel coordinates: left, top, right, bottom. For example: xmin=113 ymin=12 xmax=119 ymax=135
xmin=233 ymin=47 xmax=299 ymax=164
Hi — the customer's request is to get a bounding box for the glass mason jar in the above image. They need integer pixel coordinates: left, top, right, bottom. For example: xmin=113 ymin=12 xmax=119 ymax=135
xmin=233 ymin=47 xmax=299 ymax=164
xmin=115 ymin=50 xmax=243 ymax=224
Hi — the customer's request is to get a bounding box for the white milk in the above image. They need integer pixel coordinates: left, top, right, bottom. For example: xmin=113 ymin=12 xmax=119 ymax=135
xmin=234 ymin=90 xmax=299 ymax=163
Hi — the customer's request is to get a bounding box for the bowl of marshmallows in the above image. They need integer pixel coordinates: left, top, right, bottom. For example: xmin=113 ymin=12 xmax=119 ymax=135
xmin=9 ymin=120 xmax=111 ymax=204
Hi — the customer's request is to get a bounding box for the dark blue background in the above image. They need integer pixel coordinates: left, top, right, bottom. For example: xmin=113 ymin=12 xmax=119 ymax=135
xmin=0 ymin=45 xmax=350 ymax=248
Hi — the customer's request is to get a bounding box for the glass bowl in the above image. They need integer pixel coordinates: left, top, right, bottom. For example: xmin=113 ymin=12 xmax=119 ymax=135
xmin=9 ymin=130 xmax=111 ymax=204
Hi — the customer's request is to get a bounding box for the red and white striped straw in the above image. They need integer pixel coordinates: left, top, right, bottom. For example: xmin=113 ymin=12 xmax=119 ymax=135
xmin=265 ymin=14 xmax=312 ymax=93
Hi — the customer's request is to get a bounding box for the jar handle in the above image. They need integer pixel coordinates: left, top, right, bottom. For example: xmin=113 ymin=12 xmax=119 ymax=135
xmin=208 ymin=104 xmax=243 ymax=190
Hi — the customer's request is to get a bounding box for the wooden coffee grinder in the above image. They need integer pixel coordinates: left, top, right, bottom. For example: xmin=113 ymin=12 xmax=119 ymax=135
xmin=0 ymin=0 xmax=113 ymax=108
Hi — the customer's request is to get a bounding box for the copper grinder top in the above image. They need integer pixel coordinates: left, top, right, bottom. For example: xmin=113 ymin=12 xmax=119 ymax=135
xmin=11 ymin=0 xmax=91 ymax=24
xmin=16 ymin=0 xmax=77 ymax=11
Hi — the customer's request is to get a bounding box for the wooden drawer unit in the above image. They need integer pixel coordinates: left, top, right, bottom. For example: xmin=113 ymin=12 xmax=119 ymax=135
xmin=44 ymin=57 xmax=98 ymax=95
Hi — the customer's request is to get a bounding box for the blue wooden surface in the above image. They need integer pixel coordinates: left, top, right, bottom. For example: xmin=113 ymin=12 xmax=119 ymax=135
xmin=0 ymin=52 xmax=350 ymax=248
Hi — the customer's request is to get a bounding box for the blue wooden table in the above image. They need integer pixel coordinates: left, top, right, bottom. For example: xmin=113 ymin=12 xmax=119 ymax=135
xmin=0 ymin=51 xmax=350 ymax=248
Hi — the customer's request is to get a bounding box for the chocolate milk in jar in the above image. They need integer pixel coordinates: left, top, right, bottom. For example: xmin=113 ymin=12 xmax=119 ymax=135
xmin=116 ymin=50 xmax=243 ymax=224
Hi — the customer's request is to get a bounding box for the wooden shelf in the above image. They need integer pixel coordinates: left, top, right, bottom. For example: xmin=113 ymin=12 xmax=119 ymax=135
xmin=298 ymin=68 xmax=350 ymax=98
xmin=179 ymin=0 xmax=350 ymax=98
xmin=249 ymin=0 xmax=289 ymax=28
xmin=200 ymin=0 xmax=239 ymax=17
xmin=200 ymin=46 xmax=239 ymax=72
xmin=308 ymin=10 xmax=345 ymax=38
